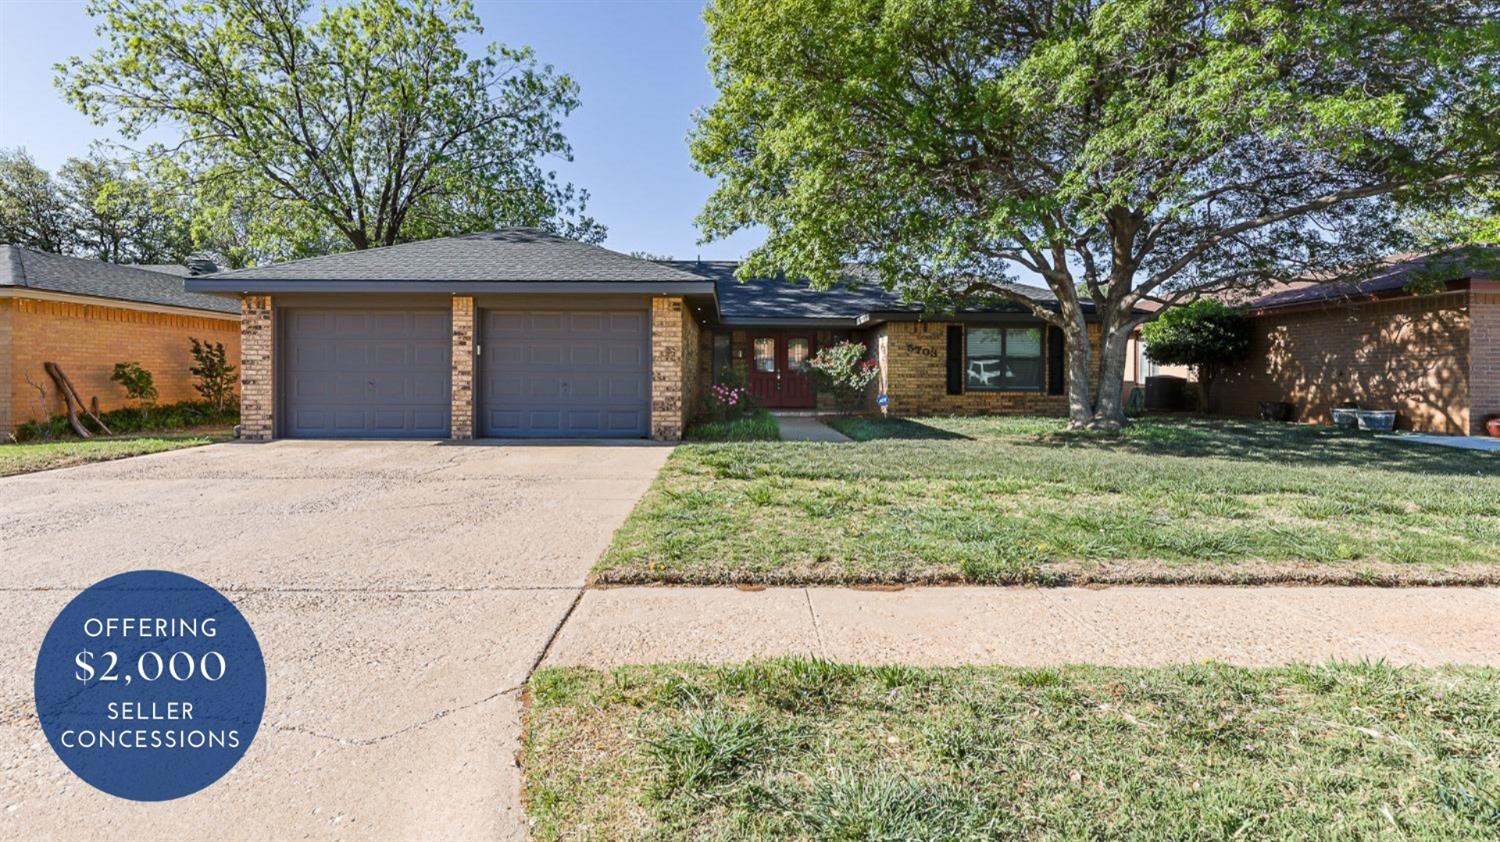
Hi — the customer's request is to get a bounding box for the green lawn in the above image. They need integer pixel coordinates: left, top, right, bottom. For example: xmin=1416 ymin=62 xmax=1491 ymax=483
xmin=523 ymin=660 xmax=1500 ymax=841
xmin=597 ymin=417 xmax=1500 ymax=585
xmin=0 ymin=433 xmax=227 ymax=476
xmin=685 ymin=409 xmax=781 ymax=442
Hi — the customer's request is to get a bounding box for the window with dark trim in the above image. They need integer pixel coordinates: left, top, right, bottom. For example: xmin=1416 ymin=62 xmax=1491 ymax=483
xmin=712 ymin=333 xmax=732 ymax=383
xmin=966 ymin=326 xmax=1043 ymax=391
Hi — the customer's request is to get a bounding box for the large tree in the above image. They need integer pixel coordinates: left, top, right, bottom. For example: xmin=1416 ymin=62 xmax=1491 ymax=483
xmin=692 ymin=0 xmax=1497 ymax=428
xmin=58 ymin=0 xmax=603 ymax=262
xmin=59 ymin=150 xmax=195 ymax=264
xmin=0 ymin=149 xmax=76 ymax=254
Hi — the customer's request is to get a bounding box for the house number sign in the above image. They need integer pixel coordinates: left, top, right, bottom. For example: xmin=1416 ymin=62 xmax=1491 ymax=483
xmin=905 ymin=343 xmax=939 ymax=358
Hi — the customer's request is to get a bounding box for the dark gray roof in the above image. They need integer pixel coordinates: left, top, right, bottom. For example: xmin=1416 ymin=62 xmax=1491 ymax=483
xmin=200 ymin=229 xmax=711 ymax=284
xmin=665 ymin=260 xmax=1085 ymax=325
xmin=1251 ymin=247 xmax=1497 ymax=310
xmin=1 ymin=245 xmax=239 ymax=314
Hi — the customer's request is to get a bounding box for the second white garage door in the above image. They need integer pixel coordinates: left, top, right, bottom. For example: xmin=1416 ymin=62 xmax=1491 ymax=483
xmin=480 ymin=308 xmax=650 ymax=438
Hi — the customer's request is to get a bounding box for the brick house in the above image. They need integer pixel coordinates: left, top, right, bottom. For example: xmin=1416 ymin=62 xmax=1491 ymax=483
xmin=185 ymin=229 xmax=1102 ymax=441
xmin=1213 ymin=250 xmax=1498 ymax=435
xmin=1 ymin=245 xmax=241 ymax=435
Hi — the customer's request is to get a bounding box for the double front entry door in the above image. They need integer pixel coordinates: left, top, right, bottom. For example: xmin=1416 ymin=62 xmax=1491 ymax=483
xmin=747 ymin=334 xmax=815 ymax=408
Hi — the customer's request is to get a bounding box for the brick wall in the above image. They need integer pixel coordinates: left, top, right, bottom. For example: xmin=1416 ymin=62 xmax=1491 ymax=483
xmin=1214 ymin=292 xmax=1472 ymax=434
xmin=4 ymin=295 xmax=240 ymax=433
xmin=450 ymin=296 xmax=475 ymax=440
xmin=239 ymin=295 xmax=275 ymax=440
xmin=1470 ymin=289 xmax=1500 ymax=435
xmin=681 ymin=303 xmax=704 ymax=430
xmin=872 ymin=321 xmax=1101 ymax=417
xmin=650 ymin=296 xmax=688 ymax=440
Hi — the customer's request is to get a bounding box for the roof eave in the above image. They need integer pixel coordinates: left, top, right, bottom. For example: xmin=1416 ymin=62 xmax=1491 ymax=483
xmin=185 ymin=279 xmax=718 ymax=295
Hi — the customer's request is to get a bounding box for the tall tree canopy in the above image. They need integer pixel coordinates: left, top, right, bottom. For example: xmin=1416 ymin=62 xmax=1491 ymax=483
xmin=58 ymin=0 xmax=603 ymax=263
xmin=0 ymin=146 xmax=195 ymax=263
xmin=692 ymin=0 xmax=1498 ymax=427
xmin=0 ymin=149 xmax=77 ymax=255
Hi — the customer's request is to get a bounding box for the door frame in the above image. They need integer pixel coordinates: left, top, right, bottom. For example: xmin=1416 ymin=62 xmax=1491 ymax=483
xmin=747 ymin=331 xmax=817 ymax=409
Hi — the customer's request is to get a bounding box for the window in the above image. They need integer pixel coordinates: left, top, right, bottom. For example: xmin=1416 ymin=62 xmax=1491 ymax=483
xmin=753 ymin=337 xmax=776 ymax=372
xmin=786 ymin=337 xmax=810 ymax=372
xmin=712 ymin=333 xmax=732 ymax=382
xmin=966 ymin=326 xmax=1043 ymax=391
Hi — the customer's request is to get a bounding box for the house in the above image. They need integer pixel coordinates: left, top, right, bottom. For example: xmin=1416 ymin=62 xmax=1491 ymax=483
xmin=1 ymin=245 xmax=241 ymax=435
xmin=1213 ymin=249 xmax=1498 ymax=435
xmin=184 ymin=229 xmax=1103 ymax=441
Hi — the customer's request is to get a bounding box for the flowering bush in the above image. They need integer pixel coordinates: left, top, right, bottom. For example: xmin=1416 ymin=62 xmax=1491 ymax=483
xmin=707 ymin=383 xmax=752 ymax=421
xmin=808 ymin=341 xmax=880 ymax=410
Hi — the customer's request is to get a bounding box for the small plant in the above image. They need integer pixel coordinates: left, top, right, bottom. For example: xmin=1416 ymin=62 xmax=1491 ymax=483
xmin=1140 ymin=300 xmax=1250 ymax=411
xmin=189 ymin=338 xmax=237 ymax=410
xmin=707 ymin=383 xmax=750 ymax=419
xmin=807 ymin=341 xmax=879 ymax=411
xmin=110 ymin=362 xmax=158 ymax=422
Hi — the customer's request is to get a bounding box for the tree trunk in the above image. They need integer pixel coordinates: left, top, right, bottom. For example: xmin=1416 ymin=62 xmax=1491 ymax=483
xmin=1089 ymin=323 xmax=1132 ymax=429
xmin=1063 ymin=323 xmax=1094 ymax=428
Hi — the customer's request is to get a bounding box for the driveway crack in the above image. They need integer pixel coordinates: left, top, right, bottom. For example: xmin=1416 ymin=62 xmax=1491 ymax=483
xmin=804 ymin=588 xmax=828 ymax=659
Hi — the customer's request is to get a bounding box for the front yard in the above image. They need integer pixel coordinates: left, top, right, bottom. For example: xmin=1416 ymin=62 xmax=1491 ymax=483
xmin=523 ymin=660 xmax=1500 ymax=840
xmin=598 ymin=417 xmax=1500 ymax=585
xmin=0 ymin=433 xmax=227 ymax=476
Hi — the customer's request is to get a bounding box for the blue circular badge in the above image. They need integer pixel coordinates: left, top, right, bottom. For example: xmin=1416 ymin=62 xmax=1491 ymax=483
xmin=33 ymin=570 xmax=266 ymax=801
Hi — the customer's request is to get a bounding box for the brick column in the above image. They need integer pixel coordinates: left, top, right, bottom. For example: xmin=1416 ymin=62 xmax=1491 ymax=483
xmin=239 ymin=295 xmax=275 ymax=440
xmin=651 ymin=296 xmax=685 ymax=440
xmin=450 ymin=296 xmax=475 ymax=440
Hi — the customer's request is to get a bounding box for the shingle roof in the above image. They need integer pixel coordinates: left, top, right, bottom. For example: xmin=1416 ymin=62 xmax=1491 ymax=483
xmin=203 ymin=228 xmax=711 ymax=283
xmin=1250 ymin=247 xmax=1497 ymax=310
xmin=665 ymin=260 xmax=1085 ymax=324
xmin=1 ymin=245 xmax=239 ymax=314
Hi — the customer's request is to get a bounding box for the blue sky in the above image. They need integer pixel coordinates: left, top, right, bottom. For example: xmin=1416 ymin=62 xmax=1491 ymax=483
xmin=0 ymin=0 xmax=763 ymax=259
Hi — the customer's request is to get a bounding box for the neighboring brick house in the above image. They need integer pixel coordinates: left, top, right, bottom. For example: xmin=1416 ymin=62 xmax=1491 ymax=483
xmin=1 ymin=245 xmax=240 ymax=435
xmin=1213 ymin=249 xmax=1498 ymax=435
xmin=184 ymin=229 xmax=1103 ymax=441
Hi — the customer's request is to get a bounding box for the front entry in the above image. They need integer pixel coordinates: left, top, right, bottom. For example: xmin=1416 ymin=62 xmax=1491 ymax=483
xmin=747 ymin=333 xmax=815 ymax=408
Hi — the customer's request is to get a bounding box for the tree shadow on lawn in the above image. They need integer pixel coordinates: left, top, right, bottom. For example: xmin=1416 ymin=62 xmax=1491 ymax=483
xmin=827 ymin=416 xmax=971 ymax=441
xmin=1016 ymin=417 xmax=1498 ymax=478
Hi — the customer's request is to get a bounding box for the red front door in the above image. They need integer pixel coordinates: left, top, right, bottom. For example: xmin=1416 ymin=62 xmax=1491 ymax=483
xmin=747 ymin=334 xmax=815 ymax=408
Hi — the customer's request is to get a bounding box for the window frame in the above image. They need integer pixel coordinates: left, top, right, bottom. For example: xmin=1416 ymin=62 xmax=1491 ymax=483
xmin=963 ymin=325 xmax=1045 ymax=393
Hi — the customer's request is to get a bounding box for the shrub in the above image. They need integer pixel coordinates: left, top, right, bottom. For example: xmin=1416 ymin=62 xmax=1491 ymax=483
xmin=706 ymin=383 xmax=752 ymax=421
xmin=807 ymin=341 xmax=879 ymax=410
xmin=1140 ymin=300 xmax=1250 ymax=410
xmin=14 ymin=400 xmax=239 ymax=442
xmin=110 ymin=362 xmax=158 ymax=421
xmin=189 ymin=338 xmax=238 ymax=410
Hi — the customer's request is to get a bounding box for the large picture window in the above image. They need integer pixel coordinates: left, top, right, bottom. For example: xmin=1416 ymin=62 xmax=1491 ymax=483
xmin=966 ymin=326 xmax=1043 ymax=391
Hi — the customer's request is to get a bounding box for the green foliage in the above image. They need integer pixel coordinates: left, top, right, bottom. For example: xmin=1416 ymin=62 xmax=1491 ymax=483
xmin=14 ymin=400 xmax=238 ymax=443
xmin=807 ymin=341 xmax=879 ymax=410
xmin=188 ymin=338 xmax=237 ymax=411
xmin=691 ymin=0 xmax=1497 ymax=426
xmin=685 ymin=410 xmax=779 ymax=442
xmin=0 ymin=145 xmax=196 ymax=263
xmin=59 ymin=0 xmax=603 ymax=263
xmin=109 ymin=362 xmax=158 ymax=408
xmin=0 ymin=148 xmax=76 ymax=253
xmin=1141 ymin=299 xmax=1251 ymax=405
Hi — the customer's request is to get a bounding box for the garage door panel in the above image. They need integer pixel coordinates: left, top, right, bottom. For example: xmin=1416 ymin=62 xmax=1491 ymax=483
xmin=283 ymin=308 xmax=451 ymax=438
xmin=480 ymin=307 xmax=649 ymax=438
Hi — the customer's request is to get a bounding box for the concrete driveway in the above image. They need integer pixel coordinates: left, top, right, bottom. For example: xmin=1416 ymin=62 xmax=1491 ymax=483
xmin=0 ymin=440 xmax=671 ymax=841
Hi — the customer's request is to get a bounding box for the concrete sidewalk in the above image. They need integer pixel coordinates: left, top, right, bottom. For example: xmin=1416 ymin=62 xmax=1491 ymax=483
xmin=545 ymin=585 xmax=1500 ymax=669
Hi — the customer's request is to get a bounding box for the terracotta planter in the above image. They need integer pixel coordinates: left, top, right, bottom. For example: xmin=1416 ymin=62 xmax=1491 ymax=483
xmin=1487 ymin=417 xmax=1500 ymax=437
